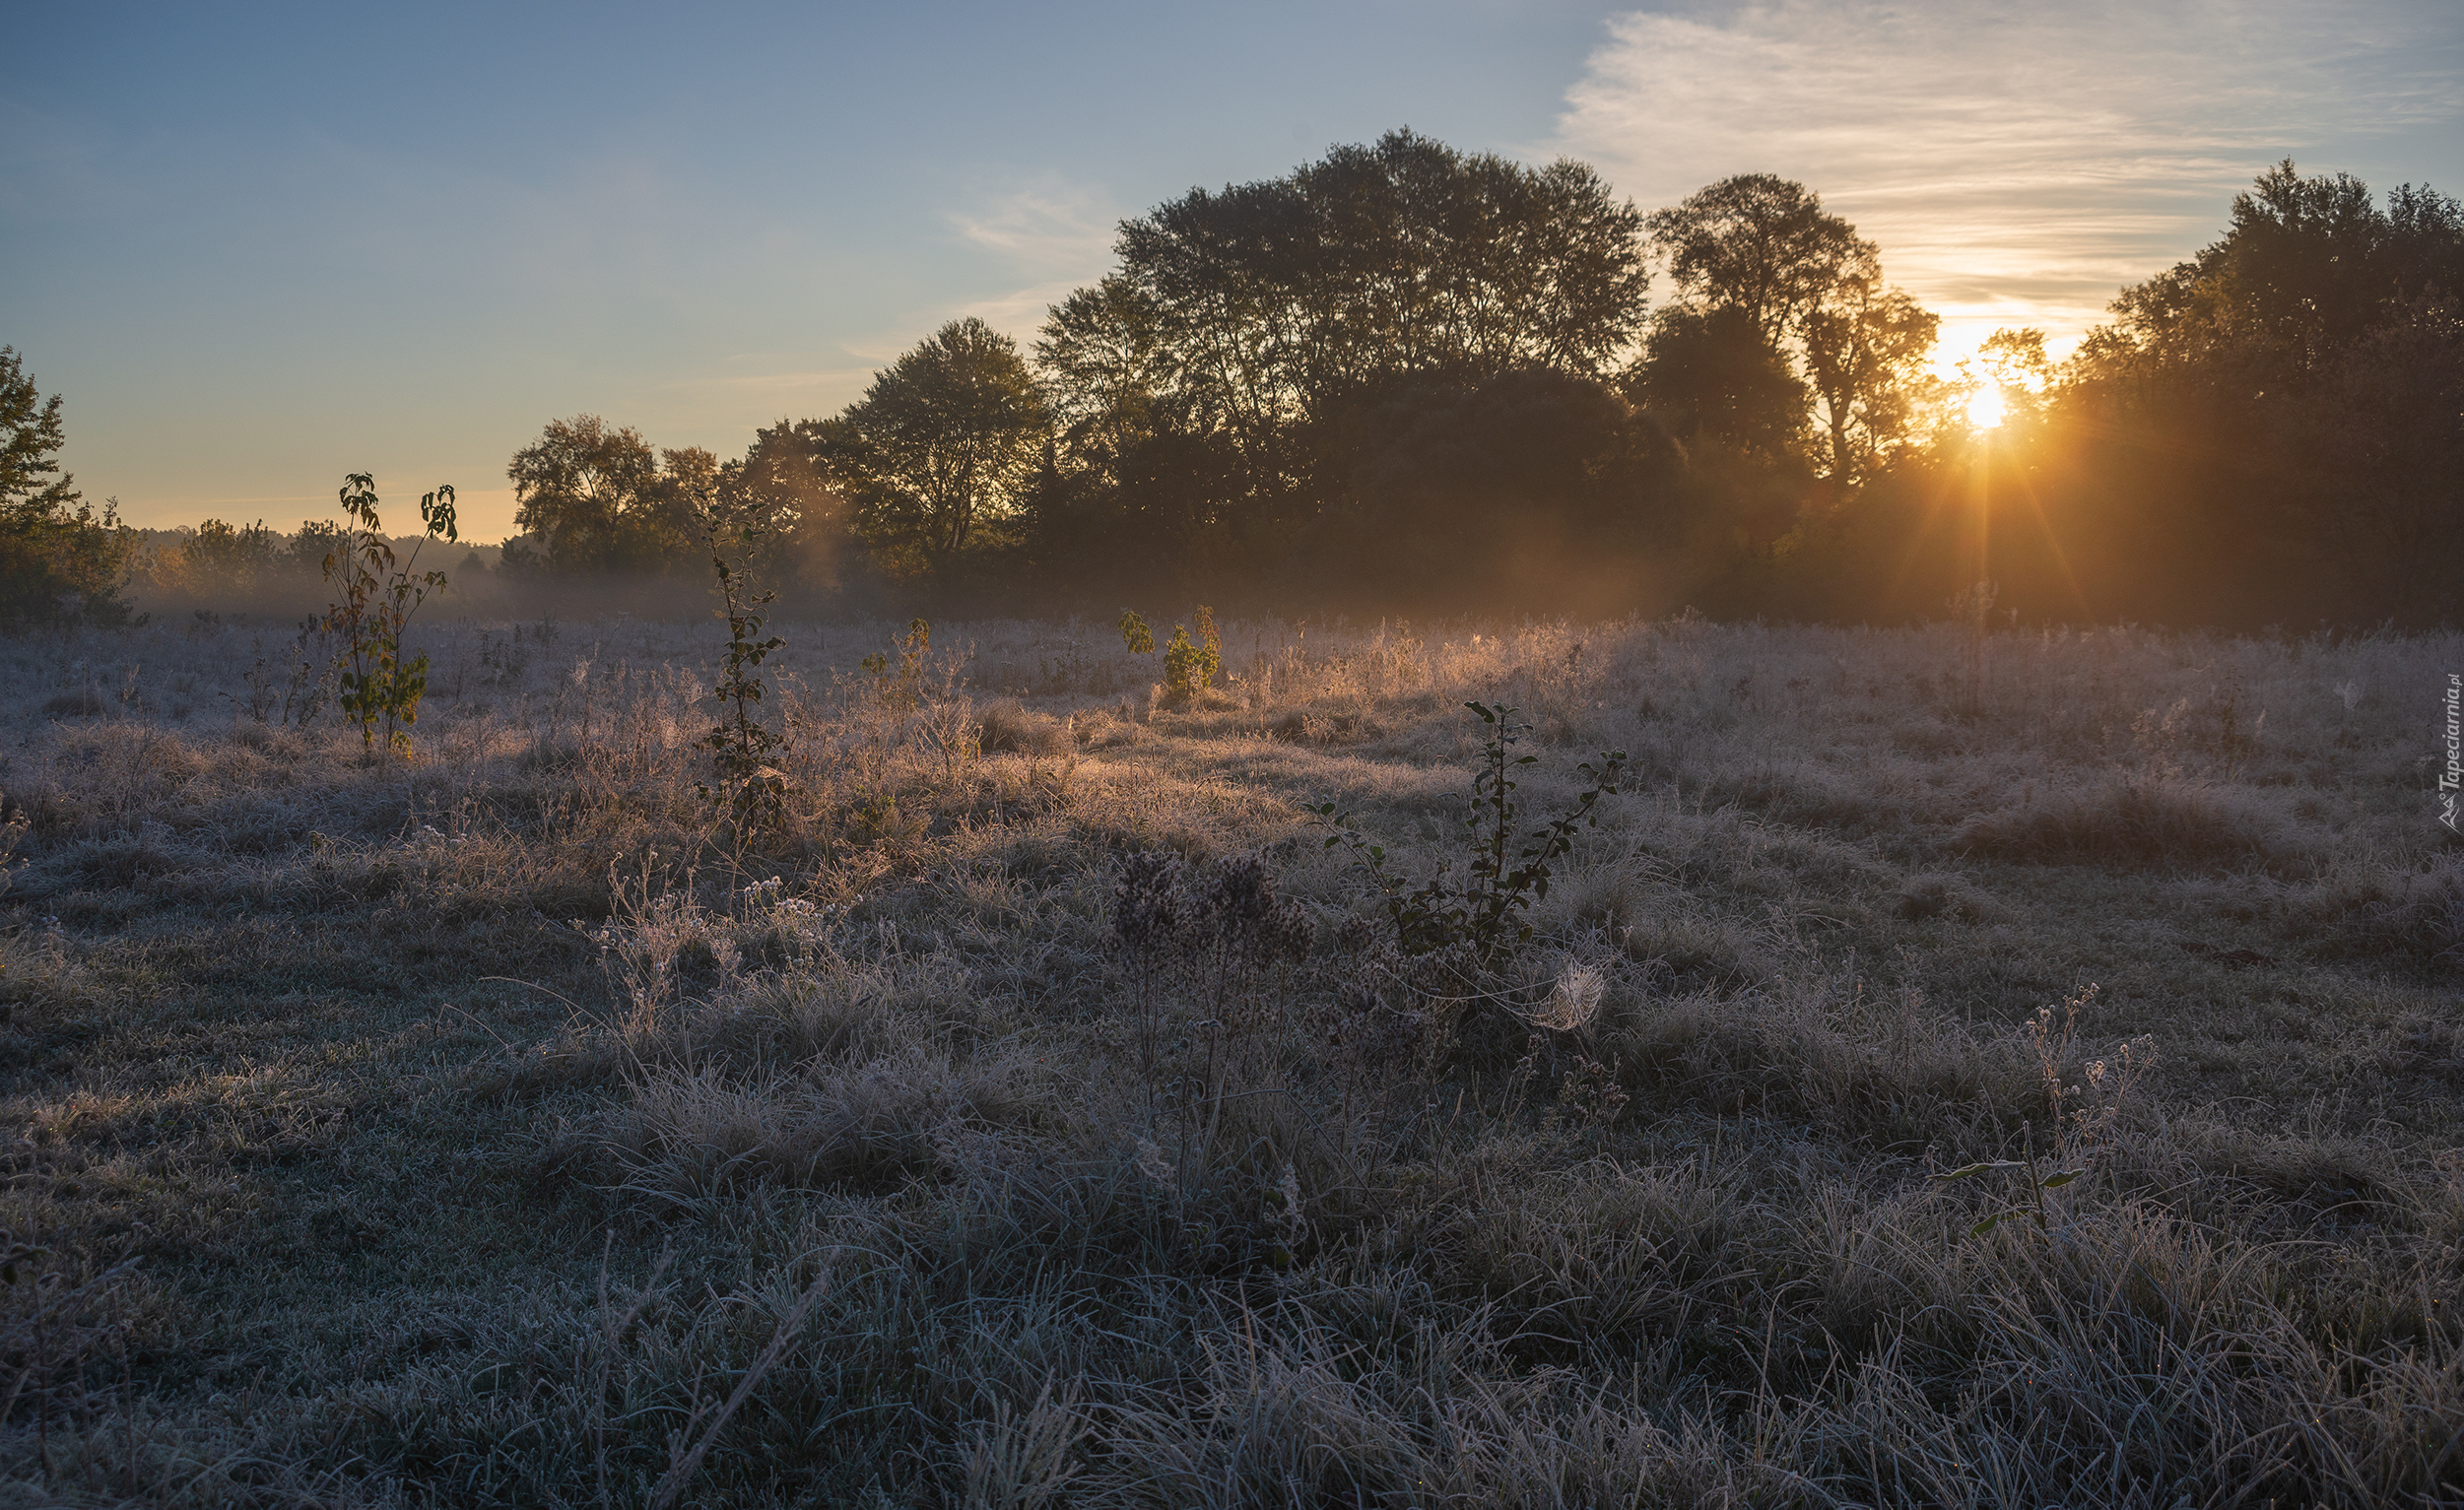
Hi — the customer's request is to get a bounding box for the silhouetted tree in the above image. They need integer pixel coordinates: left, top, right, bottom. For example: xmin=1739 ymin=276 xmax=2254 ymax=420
xmin=726 ymin=418 xmax=868 ymax=598
xmin=2056 ymin=162 xmax=2464 ymax=624
xmin=1036 ymin=275 xmax=1171 ymax=495
xmin=1804 ymin=277 xmax=1940 ymax=489
xmin=504 ymin=416 xmax=699 ymax=574
xmin=1646 ymin=175 xmax=1873 ymax=348
xmin=1 ymin=347 xmax=78 ymax=522
xmin=826 ymin=318 xmax=1049 ymax=573
xmin=1643 ymin=175 xmax=1939 ymax=494
xmin=1020 ymin=129 xmax=1654 ymax=596
xmin=1094 ymin=131 xmax=1649 ymax=429
xmin=1624 ymin=305 xmax=1806 ymax=457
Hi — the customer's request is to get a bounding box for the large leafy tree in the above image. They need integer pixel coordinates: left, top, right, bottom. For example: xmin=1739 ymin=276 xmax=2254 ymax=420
xmin=1036 ymin=275 xmax=1171 ymax=492
xmin=1027 ymin=130 xmax=1654 ymax=589
xmin=2058 ymin=163 xmax=2464 ymax=623
xmin=1645 ymin=175 xmax=1874 ymax=349
xmin=1 ymin=347 xmax=134 ymax=625
xmin=716 ymin=418 xmax=867 ymax=595
xmin=1638 ymin=175 xmax=1936 ymax=491
xmin=1624 ymin=304 xmax=1807 ymax=458
xmin=504 ymin=416 xmax=702 ymax=574
xmin=827 ymin=317 xmax=1049 ymax=569
xmin=1085 ymin=130 xmax=1651 ymax=437
xmin=2075 ymin=162 xmax=2464 ymax=403
xmin=1803 ymin=276 xmax=1940 ymax=489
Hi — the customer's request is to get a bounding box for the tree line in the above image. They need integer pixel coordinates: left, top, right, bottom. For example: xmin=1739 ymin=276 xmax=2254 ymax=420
xmin=486 ymin=133 xmax=1970 ymax=619
xmin=500 ymin=136 xmax=2454 ymax=626
xmin=7 ymin=134 xmax=2458 ymax=628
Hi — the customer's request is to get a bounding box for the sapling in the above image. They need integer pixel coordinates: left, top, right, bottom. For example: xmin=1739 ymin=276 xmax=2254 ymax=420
xmin=691 ymin=486 xmax=792 ymax=832
xmin=1314 ymin=701 xmax=1626 ymax=965
xmin=319 ymin=473 xmax=456 ymax=764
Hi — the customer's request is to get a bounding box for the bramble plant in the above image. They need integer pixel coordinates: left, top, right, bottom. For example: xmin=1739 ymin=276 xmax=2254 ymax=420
xmin=320 ymin=473 xmax=456 ymax=763
xmin=691 ymin=488 xmax=791 ymax=830
xmin=1162 ymin=605 xmax=1222 ymax=697
xmin=1118 ymin=609 xmax=1155 ymax=655
xmin=1313 ymin=701 xmax=1627 ymax=964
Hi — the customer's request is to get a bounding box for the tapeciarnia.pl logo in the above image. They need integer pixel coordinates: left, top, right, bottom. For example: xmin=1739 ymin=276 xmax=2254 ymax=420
xmin=2441 ymin=672 xmax=2460 ymax=832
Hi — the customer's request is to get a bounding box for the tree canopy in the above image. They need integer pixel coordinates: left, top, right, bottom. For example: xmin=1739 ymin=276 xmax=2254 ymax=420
xmin=2055 ymin=162 xmax=2464 ymax=622
xmin=1057 ymin=130 xmax=1650 ymax=447
xmin=453 ymin=145 xmax=2455 ymax=630
xmin=505 ymin=416 xmax=708 ymax=575
xmin=1635 ymin=174 xmax=1936 ymax=490
xmin=824 ymin=317 xmax=1049 ymax=572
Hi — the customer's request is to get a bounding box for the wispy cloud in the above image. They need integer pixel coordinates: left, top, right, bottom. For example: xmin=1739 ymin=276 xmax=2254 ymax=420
xmin=951 ymin=183 xmax=1120 ymax=272
xmin=945 ymin=180 xmax=1124 ymax=344
xmin=1551 ymin=0 xmax=2464 ymax=358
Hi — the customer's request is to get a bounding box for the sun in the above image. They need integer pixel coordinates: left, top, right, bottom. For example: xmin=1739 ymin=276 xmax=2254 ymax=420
xmin=1965 ymin=385 xmax=2007 ymax=429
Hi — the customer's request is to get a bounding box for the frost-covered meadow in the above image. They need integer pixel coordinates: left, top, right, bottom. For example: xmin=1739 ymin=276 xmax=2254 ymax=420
xmin=0 ymin=611 xmax=2457 ymax=1506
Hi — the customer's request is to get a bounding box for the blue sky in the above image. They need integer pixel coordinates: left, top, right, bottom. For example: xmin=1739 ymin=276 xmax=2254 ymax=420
xmin=6 ymin=1 xmax=2458 ymax=540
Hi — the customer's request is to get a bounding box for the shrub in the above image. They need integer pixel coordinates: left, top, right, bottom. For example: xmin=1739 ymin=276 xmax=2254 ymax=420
xmin=861 ymin=618 xmax=933 ymax=711
xmin=1163 ymin=606 xmax=1222 ymax=698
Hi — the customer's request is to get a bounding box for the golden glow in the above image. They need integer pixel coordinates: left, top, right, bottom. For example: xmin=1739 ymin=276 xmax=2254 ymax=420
xmin=1965 ymin=385 xmax=2007 ymax=429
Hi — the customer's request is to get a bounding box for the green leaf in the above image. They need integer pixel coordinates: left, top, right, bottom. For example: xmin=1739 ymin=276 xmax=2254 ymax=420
xmin=2037 ymin=1169 xmax=2084 ymax=1188
xmin=1969 ymin=1214 xmax=2006 ymax=1237
xmin=1931 ymin=1160 xmax=2028 ymax=1182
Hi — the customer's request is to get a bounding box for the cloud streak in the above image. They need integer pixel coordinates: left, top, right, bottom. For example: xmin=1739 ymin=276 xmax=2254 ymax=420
xmin=951 ymin=184 xmax=1120 ymax=272
xmin=1550 ymin=0 xmax=2464 ymax=358
xmin=944 ymin=181 xmax=1126 ymax=346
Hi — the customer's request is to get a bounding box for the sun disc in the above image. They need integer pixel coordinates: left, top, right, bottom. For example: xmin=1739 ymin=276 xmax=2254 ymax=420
xmin=1965 ymin=386 xmax=2007 ymax=429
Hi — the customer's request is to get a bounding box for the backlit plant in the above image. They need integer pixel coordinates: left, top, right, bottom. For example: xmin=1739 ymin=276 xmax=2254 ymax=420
xmin=691 ymin=487 xmax=793 ymax=832
xmin=1162 ymin=605 xmax=1221 ymax=698
xmin=1314 ymin=700 xmax=1626 ymax=965
xmin=319 ymin=473 xmax=456 ymax=764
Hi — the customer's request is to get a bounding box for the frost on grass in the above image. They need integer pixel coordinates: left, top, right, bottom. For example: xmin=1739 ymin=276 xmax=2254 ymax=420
xmin=0 ymin=613 xmax=2456 ymax=1506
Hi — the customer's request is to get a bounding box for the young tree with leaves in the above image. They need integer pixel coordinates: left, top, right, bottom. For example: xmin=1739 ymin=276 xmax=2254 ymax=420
xmin=320 ymin=473 xmax=457 ymax=763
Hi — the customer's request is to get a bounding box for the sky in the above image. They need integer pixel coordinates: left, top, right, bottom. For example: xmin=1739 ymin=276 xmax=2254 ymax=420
xmin=5 ymin=1 xmax=2459 ymax=542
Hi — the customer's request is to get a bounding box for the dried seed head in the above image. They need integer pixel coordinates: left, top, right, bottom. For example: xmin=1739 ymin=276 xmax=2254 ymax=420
xmin=1113 ymin=851 xmax=1186 ymax=947
xmin=1204 ymin=852 xmax=1278 ymax=926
